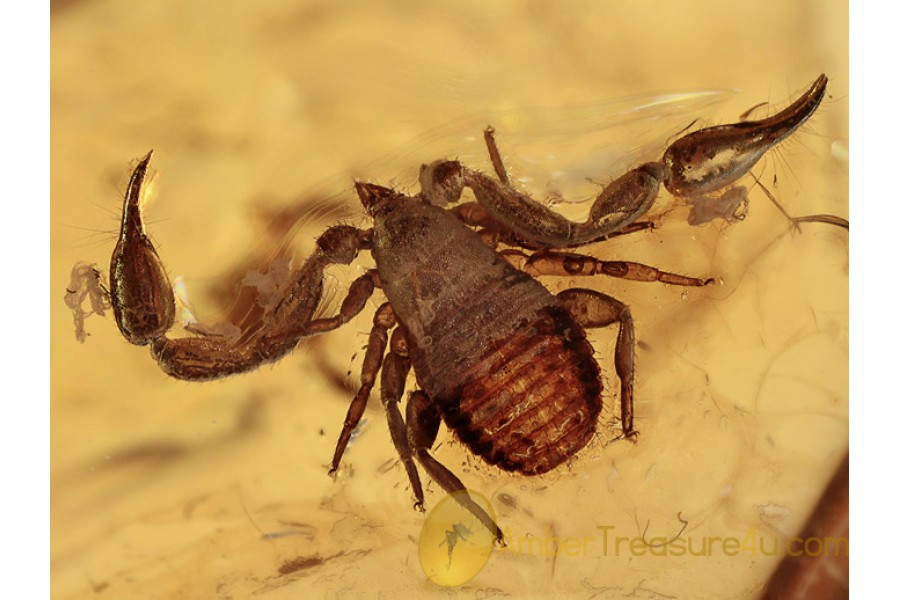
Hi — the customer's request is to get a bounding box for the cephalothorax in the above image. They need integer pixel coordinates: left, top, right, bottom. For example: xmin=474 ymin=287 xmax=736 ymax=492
xmin=68 ymin=75 xmax=828 ymax=542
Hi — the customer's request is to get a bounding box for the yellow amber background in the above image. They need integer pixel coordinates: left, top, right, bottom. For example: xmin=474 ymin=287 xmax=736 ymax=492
xmin=51 ymin=1 xmax=848 ymax=598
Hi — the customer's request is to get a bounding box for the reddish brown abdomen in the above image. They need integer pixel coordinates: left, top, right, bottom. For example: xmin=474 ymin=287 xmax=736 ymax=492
xmin=439 ymin=306 xmax=602 ymax=475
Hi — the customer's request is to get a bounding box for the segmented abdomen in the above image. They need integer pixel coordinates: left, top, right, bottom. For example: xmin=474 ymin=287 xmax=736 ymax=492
xmin=439 ymin=305 xmax=602 ymax=475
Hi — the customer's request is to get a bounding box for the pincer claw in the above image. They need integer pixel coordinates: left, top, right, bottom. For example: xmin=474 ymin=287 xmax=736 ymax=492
xmin=663 ymin=74 xmax=827 ymax=197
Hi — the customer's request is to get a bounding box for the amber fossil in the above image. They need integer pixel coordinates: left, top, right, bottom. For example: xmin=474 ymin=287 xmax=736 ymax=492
xmin=67 ymin=75 xmax=832 ymax=542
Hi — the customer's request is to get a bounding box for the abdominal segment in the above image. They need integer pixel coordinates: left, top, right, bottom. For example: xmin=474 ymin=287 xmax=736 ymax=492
xmin=439 ymin=306 xmax=602 ymax=475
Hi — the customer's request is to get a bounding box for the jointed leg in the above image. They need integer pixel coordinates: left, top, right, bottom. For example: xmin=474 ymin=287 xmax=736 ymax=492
xmin=501 ymin=248 xmax=713 ymax=287
xmin=421 ymin=77 xmax=828 ymax=249
xmin=480 ymin=128 xmax=657 ymax=242
xmin=422 ymin=127 xmax=665 ymax=247
xmin=104 ymin=151 xmax=375 ymax=381
xmin=450 ymin=202 xmax=656 ymax=251
xmin=330 ymin=311 xmax=428 ymax=512
xmin=557 ymin=288 xmax=637 ymax=438
xmin=148 ymin=225 xmax=372 ymax=381
xmin=482 ymin=125 xmax=510 ymax=185
xmin=329 ymin=302 xmax=395 ymax=474
xmin=421 ymin=154 xmax=664 ymax=248
xmin=378 ymin=328 xmax=426 ymax=509
xmin=406 ymin=391 xmax=505 ymax=545
xmin=301 ymin=269 xmax=381 ymax=336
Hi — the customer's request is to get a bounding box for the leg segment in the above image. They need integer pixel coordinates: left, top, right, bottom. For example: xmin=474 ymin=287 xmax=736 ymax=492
xmin=329 ymin=302 xmax=396 ymax=475
xmin=421 ymin=157 xmax=665 ymax=248
xmin=557 ymin=289 xmax=637 ymax=438
xmin=406 ymin=391 xmax=505 ymax=544
xmin=301 ymin=269 xmax=380 ymax=336
xmin=477 ymin=125 xmax=664 ymax=246
xmin=420 ymin=76 xmax=828 ymax=248
xmin=104 ymin=151 xmax=374 ymax=381
xmin=450 ymin=202 xmax=656 ymax=251
xmin=149 ymin=225 xmax=371 ymax=380
xmin=331 ymin=319 xmax=429 ymax=511
xmin=482 ymin=125 xmax=510 ymax=185
xmin=378 ymin=328 xmax=427 ymax=509
xmin=501 ymin=248 xmax=714 ymax=287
